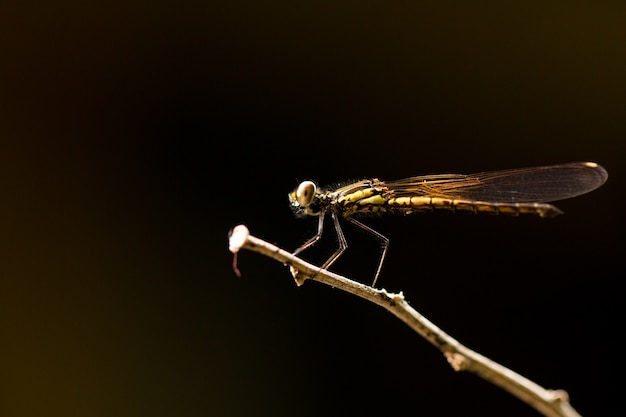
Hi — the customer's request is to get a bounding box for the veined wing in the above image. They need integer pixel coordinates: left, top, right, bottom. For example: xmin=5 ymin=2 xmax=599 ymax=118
xmin=385 ymin=162 xmax=608 ymax=203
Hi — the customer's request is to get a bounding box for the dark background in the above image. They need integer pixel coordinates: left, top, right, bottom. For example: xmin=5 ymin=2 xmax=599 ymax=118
xmin=1 ymin=2 xmax=624 ymax=416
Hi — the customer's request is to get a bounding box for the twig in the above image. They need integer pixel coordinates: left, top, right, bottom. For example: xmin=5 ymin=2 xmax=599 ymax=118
xmin=228 ymin=224 xmax=583 ymax=417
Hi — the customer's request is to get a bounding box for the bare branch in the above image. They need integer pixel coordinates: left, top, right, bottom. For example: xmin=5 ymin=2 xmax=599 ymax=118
xmin=228 ymin=224 xmax=583 ymax=417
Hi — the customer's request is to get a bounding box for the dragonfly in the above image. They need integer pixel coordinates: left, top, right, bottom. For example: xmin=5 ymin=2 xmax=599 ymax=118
xmin=288 ymin=161 xmax=608 ymax=286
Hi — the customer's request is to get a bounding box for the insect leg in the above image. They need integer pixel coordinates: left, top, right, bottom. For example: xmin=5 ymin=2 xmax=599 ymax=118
xmin=293 ymin=209 xmax=326 ymax=256
xmin=345 ymin=217 xmax=389 ymax=287
xmin=319 ymin=210 xmax=348 ymax=272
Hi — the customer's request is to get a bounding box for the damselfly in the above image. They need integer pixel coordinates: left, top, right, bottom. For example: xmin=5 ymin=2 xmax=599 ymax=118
xmin=289 ymin=161 xmax=608 ymax=286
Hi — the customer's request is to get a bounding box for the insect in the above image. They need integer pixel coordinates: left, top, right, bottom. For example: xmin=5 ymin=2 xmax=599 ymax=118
xmin=288 ymin=161 xmax=608 ymax=286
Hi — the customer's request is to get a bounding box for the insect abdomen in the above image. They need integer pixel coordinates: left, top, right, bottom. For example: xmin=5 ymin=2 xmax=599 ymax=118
xmin=343 ymin=196 xmax=562 ymax=218
xmin=390 ymin=196 xmax=562 ymax=217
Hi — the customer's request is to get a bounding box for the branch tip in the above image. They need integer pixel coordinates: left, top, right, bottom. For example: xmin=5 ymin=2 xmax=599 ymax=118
xmin=228 ymin=224 xmax=250 ymax=253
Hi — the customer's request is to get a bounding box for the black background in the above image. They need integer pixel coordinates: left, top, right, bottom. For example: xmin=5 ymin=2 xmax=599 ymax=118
xmin=1 ymin=2 xmax=624 ymax=416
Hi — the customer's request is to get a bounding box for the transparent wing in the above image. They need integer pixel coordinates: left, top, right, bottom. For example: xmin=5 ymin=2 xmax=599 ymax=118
xmin=386 ymin=162 xmax=608 ymax=203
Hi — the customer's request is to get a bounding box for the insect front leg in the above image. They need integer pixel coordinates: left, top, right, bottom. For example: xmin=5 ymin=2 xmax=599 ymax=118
xmin=293 ymin=209 xmax=326 ymax=257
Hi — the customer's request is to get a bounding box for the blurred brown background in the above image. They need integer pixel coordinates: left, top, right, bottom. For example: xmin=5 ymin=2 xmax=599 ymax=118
xmin=1 ymin=2 xmax=624 ymax=416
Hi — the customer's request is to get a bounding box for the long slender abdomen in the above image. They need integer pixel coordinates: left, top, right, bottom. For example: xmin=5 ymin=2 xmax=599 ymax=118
xmin=389 ymin=196 xmax=562 ymax=217
xmin=344 ymin=195 xmax=562 ymax=218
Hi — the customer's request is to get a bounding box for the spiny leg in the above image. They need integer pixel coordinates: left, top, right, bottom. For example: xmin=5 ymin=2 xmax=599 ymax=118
xmin=345 ymin=217 xmax=389 ymax=287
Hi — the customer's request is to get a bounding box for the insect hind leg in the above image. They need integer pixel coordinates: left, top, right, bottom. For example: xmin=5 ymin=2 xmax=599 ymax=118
xmin=345 ymin=217 xmax=389 ymax=287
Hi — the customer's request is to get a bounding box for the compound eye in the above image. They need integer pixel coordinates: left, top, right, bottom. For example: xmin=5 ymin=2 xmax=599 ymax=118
xmin=295 ymin=181 xmax=316 ymax=207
